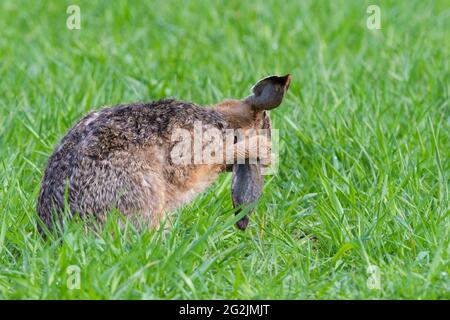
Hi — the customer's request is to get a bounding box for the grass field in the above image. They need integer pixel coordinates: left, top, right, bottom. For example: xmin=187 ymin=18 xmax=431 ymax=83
xmin=0 ymin=0 xmax=449 ymax=299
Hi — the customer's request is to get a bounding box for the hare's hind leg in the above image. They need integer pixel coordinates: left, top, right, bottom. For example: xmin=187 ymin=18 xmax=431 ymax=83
xmin=133 ymin=172 xmax=168 ymax=229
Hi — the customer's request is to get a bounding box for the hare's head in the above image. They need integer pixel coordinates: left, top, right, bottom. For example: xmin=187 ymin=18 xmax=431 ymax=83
xmin=213 ymin=74 xmax=291 ymax=130
xmin=213 ymin=75 xmax=290 ymax=231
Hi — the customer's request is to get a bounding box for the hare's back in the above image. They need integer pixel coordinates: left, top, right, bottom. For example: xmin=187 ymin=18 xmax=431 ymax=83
xmin=73 ymin=99 xmax=226 ymax=159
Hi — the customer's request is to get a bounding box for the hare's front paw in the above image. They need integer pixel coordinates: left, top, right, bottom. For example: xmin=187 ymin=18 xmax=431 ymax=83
xmin=227 ymin=134 xmax=272 ymax=165
xmin=261 ymin=150 xmax=276 ymax=168
xmin=249 ymin=135 xmax=272 ymax=166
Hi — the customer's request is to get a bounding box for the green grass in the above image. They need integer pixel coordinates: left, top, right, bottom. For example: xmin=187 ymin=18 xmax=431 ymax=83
xmin=0 ymin=0 xmax=449 ymax=299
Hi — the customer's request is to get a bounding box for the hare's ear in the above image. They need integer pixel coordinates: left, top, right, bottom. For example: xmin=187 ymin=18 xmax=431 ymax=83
xmin=232 ymin=163 xmax=263 ymax=230
xmin=245 ymin=74 xmax=291 ymax=111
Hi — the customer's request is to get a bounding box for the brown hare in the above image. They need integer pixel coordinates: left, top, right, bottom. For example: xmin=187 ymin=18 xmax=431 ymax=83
xmin=37 ymin=74 xmax=291 ymax=233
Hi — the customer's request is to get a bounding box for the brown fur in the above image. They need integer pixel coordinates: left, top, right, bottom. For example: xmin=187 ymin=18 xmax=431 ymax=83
xmin=37 ymin=75 xmax=290 ymax=233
